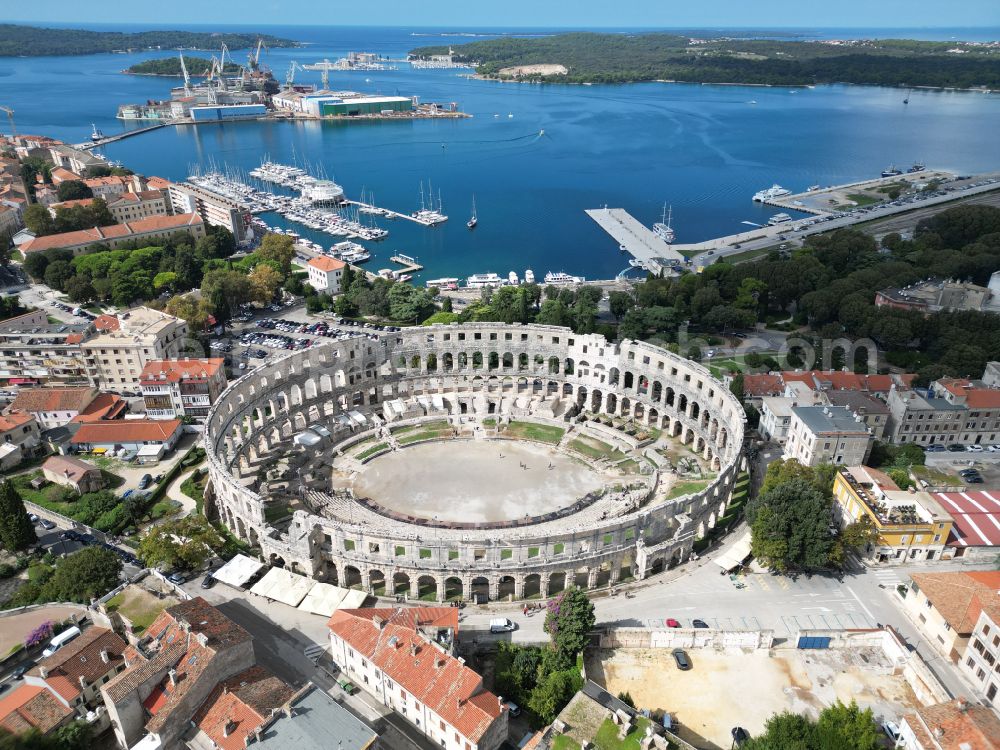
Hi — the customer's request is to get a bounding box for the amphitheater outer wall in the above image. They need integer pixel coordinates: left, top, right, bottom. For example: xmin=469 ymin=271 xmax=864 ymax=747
xmin=204 ymin=323 xmax=747 ymax=601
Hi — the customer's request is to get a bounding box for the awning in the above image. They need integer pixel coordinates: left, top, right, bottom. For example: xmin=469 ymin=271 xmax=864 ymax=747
xmin=339 ymin=589 xmax=369 ymax=609
xmin=90 ymin=447 xmax=107 ymax=454
xmin=250 ymin=567 xmax=314 ymax=607
xmin=298 ymin=582 xmax=348 ymax=617
xmin=137 ymin=444 xmax=164 ymax=457
xmin=714 ymin=531 xmax=753 ymax=572
xmin=213 ymin=554 xmax=265 ymax=588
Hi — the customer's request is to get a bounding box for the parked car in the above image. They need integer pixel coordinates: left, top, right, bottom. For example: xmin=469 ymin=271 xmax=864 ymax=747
xmin=28 ymin=513 xmax=39 ymax=524
xmin=967 ymin=445 xmax=984 ymax=453
xmin=11 ymin=664 xmax=31 ymax=679
xmin=138 ymin=474 xmax=153 ymax=490
xmin=489 ymin=618 xmax=516 ymax=633
xmin=39 ymin=519 xmax=56 ymax=530
xmin=692 ymin=619 xmax=709 ymax=629
xmin=167 ymin=571 xmax=186 ymax=585
xmin=924 ymin=444 xmax=946 ymax=452
xmin=506 ymin=701 xmax=521 ymax=717
xmin=201 ymin=574 xmax=215 ymax=589
xmin=947 ymin=444 xmax=967 ymax=452
xmin=882 ymin=720 xmax=900 ymax=744
xmin=666 ymin=618 xmax=681 ymax=628
xmin=672 ymin=648 xmax=691 ymax=671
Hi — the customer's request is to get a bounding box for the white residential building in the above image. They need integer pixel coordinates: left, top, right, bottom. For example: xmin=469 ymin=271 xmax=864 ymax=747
xmin=307 ymin=255 xmax=346 ymax=294
xmin=782 ymin=405 xmax=873 ymax=466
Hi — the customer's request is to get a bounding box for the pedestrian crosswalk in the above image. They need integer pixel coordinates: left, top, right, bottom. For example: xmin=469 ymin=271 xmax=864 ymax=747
xmin=304 ymin=643 xmax=326 ymax=665
xmin=870 ymin=568 xmax=904 ymax=590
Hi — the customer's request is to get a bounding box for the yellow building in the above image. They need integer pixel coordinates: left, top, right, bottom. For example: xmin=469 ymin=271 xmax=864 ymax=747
xmin=833 ymin=466 xmax=953 ymax=564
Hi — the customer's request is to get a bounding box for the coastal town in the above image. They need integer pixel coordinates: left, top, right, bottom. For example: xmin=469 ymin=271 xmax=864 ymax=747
xmin=1 ymin=13 xmax=1000 ymax=750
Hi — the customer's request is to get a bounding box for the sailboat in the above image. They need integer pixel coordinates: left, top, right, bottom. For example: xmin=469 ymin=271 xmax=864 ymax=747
xmin=903 ymin=89 xmax=911 ymax=105
xmin=467 ymin=195 xmax=478 ymax=229
xmin=652 ymin=203 xmax=675 ymax=244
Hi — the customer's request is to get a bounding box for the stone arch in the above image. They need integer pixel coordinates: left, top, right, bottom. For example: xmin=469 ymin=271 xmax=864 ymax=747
xmin=606 ymin=393 xmax=618 ymax=414
xmin=471 ymin=576 xmax=490 ymax=602
xmin=518 ymin=353 xmax=529 ymax=371
xmin=573 ymin=570 xmax=589 ymax=589
xmin=524 ymin=573 xmax=542 ymax=599
xmin=444 ymin=576 xmax=463 ymax=601
xmin=637 ymin=375 xmax=649 ymax=395
xmin=651 ymin=381 xmax=663 ymax=402
xmin=488 ymin=352 xmax=500 ymax=370
xmin=458 ymin=352 xmax=468 ymax=369
xmin=548 ymin=356 xmax=560 ymax=375
xmin=369 ymin=569 xmax=386 ymax=595
xmin=678 ymin=393 xmax=688 ymax=413
xmin=564 ymin=358 xmax=574 ymax=375
xmin=344 ymin=565 xmax=362 ymax=589
xmin=548 ymin=571 xmax=566 ymax=596
xmin=497 ymin=575 xmax=516 ymax=601
xmin=443 ymin=352 xmax=454 ymax=371
xmin=609 ymin=368 xmax=620 ymax=386
xmin=269 ymin=553 xmax=285 ymax=568
xmin=426 ymin=353 xmax=438 ymax=372
xmin=624 ymin=371 xmax=634 ymax=390
xmin=393 ymin=572 xmax=410 ymax=596
xmin=502 ymin=352 xmax=514 ymax=369
xmin=591 ymin=389 xmax=603 ymax=412
xmin=472 ymin=351 xmax=483 ymax=369
xmin=417 ymin=574 xmax=437 ymax=600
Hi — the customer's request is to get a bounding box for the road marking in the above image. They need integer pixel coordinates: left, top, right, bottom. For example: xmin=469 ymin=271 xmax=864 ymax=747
xmin=778 ymin=578 xmax=789 ymax=590
xmin=846 ymin=585 xmax=877 ymax=622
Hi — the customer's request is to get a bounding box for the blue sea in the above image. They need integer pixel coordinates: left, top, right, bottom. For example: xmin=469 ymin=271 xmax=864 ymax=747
xmin=2 ymin=24 xmax=999 ymax=282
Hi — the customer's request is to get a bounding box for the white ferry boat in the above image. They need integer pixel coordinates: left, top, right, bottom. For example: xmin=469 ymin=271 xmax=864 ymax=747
xmin=426 ymin=277 xmax=459 ymax=290
xmin=524 ymin=269 xmax=535 ymax=284
xmin=544 ymin=272 xmax=585 ymax=285
xmin=753 ymin=184 xmax=793 ymax=202
xmin=768 ymin=213 xmax=793 ymax=226
xmin=466 ymin=273 xmax=503 ymax=289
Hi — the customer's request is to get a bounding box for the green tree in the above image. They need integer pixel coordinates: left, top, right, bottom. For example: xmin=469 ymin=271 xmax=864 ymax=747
xmin=543 ymin=587 xmax=595 ymax=661
xmin=64 ymin=275 xmax=96 ymax=303
xmin=153 ymin=271 xmax=179 ymax=292
xmin=840 ymin=516 xmax=879 ymax=556
xmin=201 ymin=268 xmax=250 ymax=322
xmin=248 ymin=264 xmax=282 ymax=304
xmin=41 ymin=547 xmax=121 ymax=603
xmin=730 ymin=372 xmax=745 ymax=401
xmin=744 ymin=701 xmax=880 ymax=750
xmin=52 ymin=720 xmax=94 ymax=750
xmin=746 ymin=478 xmax=835 ymax=573
xmin=55 ymin=180 xmax=92 ymax=202
xmin=137 ymin=515 xmax=226 ymax=571
xmin=23 ymin=204 xmax=55 ymax=236
xmin=608 ymin=290 xmax=634 ymax=320
xmin=0 ymin=480 xmax=36 ymax=552
xmin=257 ymin=233 xmax=295 ymax=276
xmin=526 ymin=668 xmax=581 ymax=725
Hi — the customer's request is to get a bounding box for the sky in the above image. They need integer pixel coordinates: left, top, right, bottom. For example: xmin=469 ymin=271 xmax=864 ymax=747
xmin=6 ymin=0 xmax=1000 ymax=28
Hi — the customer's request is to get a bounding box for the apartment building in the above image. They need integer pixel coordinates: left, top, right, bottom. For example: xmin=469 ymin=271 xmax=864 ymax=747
xmin=932 ymin=378 xmax=1000 ymax=447
xmin=100 ymin=597 xmax=256 ymax=750
xmin=106 ymin=190 xmax=169 ymax=224
xmin=20 ymin=213 xmax=205 ymax=256
xmin=47 ymin=145 xmax=105 ymax=175
xmin=23 ymin=626 xmax=127 ymax=732
xmin=887 ymin=375 xmax=1000 ymax=448
xmin=825 ymin=390 xmax=889 ymax=440
xmin=0 ymin=685 xmax=73 ymax=737
xmin=832 ymin=466 xmax=953 ymax=564
xmin=328 ymin=607 xmax=507 ymax=750
xmin=167 ymin=182 xmax=251 ymax=245
xmin=6 ymin=386 xmax=101 ymax=429
xmin=960 ymin=607 xmax=1000 ymax=709
xmin=139 ymin=358 xmax=227 ymax=420
xmin=246 ymin=684 xmax=380 ymax=750
xmin=782 ymin=405 xmax=873 ymax=466
xmin=81 ymin=307 xmax=188 ymax=393
xmin=0 ymin=310 xmax=96 ymax=385
xmin=307 ymin=255 xmax=346 ymax=294
xmin=876 ymin=273 xmax=1000 ymax=314
xmin=904 ymin=570 xmax=1000 ymax=661
xmin=899 ymin=698 xmax=1000 ymax=749
xmin=0 ymin=411 xmax=42 ymax=469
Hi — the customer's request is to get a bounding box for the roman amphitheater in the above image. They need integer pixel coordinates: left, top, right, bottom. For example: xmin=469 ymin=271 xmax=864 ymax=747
xmin=204 ymin=323 xmax=747 ymax=603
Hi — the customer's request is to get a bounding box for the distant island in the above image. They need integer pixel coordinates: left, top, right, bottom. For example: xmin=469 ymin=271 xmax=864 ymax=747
xmin=0 ymin=24 xmax=298 ymax=57
xmin=411 ymin=32 xmax=1000 ymax=89
xmin=125 ymin=56 xmax=244 ymax=77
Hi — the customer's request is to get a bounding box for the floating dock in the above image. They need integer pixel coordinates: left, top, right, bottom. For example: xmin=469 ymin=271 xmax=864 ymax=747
xmin=345 ymin=200 xmax=441 ymax=227
xmin=74 ymin=121 xmax=172 ymax=150
xmin=586 ymin=208 xmax=686 ymax=274
xmin=390 ymin=253 xmax=423 ymax=274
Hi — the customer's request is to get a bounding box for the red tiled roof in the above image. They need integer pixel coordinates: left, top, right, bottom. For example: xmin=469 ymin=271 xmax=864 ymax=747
xmin=92 ymin=314 xmax=120 ymax=332
xmin=139 ymin=358 xmax=223 ymax=385
xmin=70 ymin=418 xmax=181 ymax=445
xmin=741 ymin=374 xmax=783 ymax=398
xmin=192 ymin=666 xmax=295 ymax=750
xmin=938 ymin=379 xmax=1000 ymax=409
xmin=21 ymin=213 xmax=203 ymax=253
xmin=49 ymin=167 xmax=81 ymax=183
xmin=0 ymin=411 xmax=35 ymax=434
xmin=329 ymin=608 xmax=500 ymax=742
xmin=937 ymin=490 xmax=1000 ymax=548
xmin=29 ymin=627 xmax=127 ymax=703
xmin=8 ymin=386 xmax=97 ymax=414
xmin=42 ymin=455 xmax=101 ymax=483
xmin=909 ymin=570 xmax=1000 ymax=634
xmin=308 ymin=256 xmax=346 ymax=272
xmin=50 ymin=198 xmax=96 ymax=211
xmin=72 ymin=392 xmax=127 ymax=423
xmin=905 ymin=699 xmax=1000 ymax=750
xmin=0 ymin=685 xmax=72 ymax=734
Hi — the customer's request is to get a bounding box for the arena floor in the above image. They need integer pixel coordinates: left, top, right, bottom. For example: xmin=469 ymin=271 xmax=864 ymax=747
xmin=349 ymin=440 xmax=607 ymax=523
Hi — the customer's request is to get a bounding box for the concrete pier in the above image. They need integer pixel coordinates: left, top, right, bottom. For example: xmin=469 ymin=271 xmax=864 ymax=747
xmin=586 ymin=207 xmax=686 ymax=274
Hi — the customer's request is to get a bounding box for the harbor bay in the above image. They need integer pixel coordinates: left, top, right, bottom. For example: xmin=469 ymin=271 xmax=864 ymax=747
xmin=3 ymin=25 xmax=1000 ymax=283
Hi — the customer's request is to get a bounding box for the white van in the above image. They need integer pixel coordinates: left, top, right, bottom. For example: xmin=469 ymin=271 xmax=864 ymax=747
xmin=42 ymin=626 xmax=81 ymax=657
xmin=489 ymin=618 xmax=516 ymax=634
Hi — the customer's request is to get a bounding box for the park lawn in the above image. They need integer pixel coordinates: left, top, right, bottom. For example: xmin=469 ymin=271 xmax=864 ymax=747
xmin=391 ymin=420 xmax=451 ymax=436
xmin=552 ymin=736 xmax=580 ymax=750
xmin=356 ymin=442 xmax=388 ymax=460
xmin=845 ymin=192 xmax=881 ymax=206
xmin=616 ymin=459 xmax=641 ymax=474
xmin=665 ymin=479 xmax=709 ymax=500
xmin=398 ymin=426 xmax=453 ymax=446
xmin=569 ymin=436 xmax=624 ymax=461
xmin=505 ymin=421 xmax=565 ymax=444
xmin=723 ymin=246 xmax=772 ymax=265
xmin=10 ymin=473 xmax=79 ymax=515
xmin=594 ymin=717 xmax=654 ymax=750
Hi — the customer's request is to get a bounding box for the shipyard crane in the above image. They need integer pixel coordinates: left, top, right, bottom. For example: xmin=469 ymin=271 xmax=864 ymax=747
xmin=178 ymin=53 xmax=192 ymax=97
xmin=248 ymin=37 xmax=267 ymax=72
xmin=284 ymin=61 xmax=302 ymax=89
xmin=0 ymin=106 xmax=14 ymax=139
xmin=216 ymin=43 xmax=231 ymax=91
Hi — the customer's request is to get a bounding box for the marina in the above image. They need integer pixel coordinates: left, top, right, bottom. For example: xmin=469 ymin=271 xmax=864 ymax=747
xmin=585 ymin=207 xmax=687 ymax=274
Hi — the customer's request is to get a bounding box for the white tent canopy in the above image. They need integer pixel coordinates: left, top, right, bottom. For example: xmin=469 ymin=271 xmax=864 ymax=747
xmin=212 ymin=554 xmax=265 ymax=588
xmin=298 ymin=582 xmax=349 ymax=617
xmin=250 ymin=567 xmax=315 ymax=607
xmin=714 ymin=531 xmax=753 ymax=572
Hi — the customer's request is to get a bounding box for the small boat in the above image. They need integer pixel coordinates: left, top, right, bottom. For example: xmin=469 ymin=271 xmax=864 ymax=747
xmin=508 ymin=271 xmax=519 ymax=285
xmin=90 ymin=123 xmax=105 ymax=141
xmin=882 ymin=165 xmax=902 ymax=178
xmin=524 ymin=269 xmax=535 ymax=284
xmin=467 ymin=195 xmax=477 ymax=229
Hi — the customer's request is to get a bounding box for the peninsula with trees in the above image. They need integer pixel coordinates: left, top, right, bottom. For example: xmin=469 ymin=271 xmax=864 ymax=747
xmin=411 ymin=32 xmax=1000 ymax=89
xmin=125 ymin=56 xmax=244 ymax=77
xmin=0 ymin=24 xmax=298 ymax=57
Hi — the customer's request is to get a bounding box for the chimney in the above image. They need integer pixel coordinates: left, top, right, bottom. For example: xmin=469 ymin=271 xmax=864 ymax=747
xmin=497 ymin=695 xmax=504 ymax=708
xmin=373 ymin=615 xmax=385 ymax=629
xmin=79 ymin=676 xmax=87 ymax=689
xmin=39 ymin=666 xmax=48 ymax=679
xmin=436 ymin=656 xmax=445 ymax=668
xmin=410 ymin=643 xmax=418 ymax=657
xmin=100 ymin=650 xmax=110 ymax=664
xmin=168 ymin=668 xmax=177 ymax=687
xmin=224 ymin=720 xmax=238 ymax=737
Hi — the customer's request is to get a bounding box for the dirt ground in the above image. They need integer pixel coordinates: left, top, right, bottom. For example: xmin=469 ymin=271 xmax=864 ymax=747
xmin=586 ymin=647 xmax=920 ymax=749
xmin=0 ymin=605 xmax=87 ymax=656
